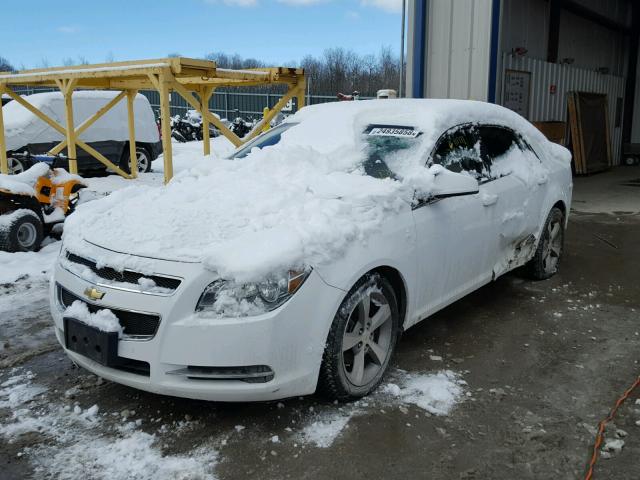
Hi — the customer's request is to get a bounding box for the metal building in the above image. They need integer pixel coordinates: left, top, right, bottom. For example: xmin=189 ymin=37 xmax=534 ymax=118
xmin=406 ymin=0 xmax=638 ymax=165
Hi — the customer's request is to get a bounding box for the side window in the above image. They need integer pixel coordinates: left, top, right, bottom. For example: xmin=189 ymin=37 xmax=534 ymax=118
xmin=432 ymin=124 xmax=490 ymax=181
xmin=478 ymin=126 xmax=535 ymax=180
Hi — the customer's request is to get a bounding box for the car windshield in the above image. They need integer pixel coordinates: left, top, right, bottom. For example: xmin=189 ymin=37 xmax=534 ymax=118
xmin=230 ymin=122 xmax=296 ymax=159
xmin=362 ymin=125 xmax=422 ymax=179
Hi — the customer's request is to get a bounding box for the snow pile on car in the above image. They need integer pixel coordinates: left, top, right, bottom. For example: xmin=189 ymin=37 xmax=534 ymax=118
xmin=63 ymin=99 xmax=565 ymax=282
xmin=1 ymin=91 xmax=159 ymax=151
xmin=64 ymin=300 xmax=123 ymax=336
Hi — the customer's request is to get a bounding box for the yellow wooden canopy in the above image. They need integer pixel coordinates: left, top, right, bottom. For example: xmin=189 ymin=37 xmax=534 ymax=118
xmin=0 ymin=57 xmax=306 ymax=182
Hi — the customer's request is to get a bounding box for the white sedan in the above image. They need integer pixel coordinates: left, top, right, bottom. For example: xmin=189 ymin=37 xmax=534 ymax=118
xmin=50 ymin=99 xmax=572 ymax=401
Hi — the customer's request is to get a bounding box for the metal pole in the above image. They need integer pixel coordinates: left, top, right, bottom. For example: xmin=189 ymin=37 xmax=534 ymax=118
xmin=399 ymin=0 xmax=406 ymax=97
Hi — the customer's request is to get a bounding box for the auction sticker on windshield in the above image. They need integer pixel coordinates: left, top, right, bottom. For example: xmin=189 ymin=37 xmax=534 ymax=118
xmin=367 ymin=126 xmax=420 ymax=138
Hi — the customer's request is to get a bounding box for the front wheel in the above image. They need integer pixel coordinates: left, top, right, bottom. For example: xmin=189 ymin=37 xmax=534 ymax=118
xmin=525 ymin=207 xmax=565 ymax=280
xmin=318 ymin=274 xmax=400 ymax=401
xmin=0 ymin=210 xmax=44 ymax=252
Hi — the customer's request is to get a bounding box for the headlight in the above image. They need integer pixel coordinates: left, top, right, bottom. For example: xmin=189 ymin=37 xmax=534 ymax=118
xmin=195 ymin=268 xmax=311 ymax=317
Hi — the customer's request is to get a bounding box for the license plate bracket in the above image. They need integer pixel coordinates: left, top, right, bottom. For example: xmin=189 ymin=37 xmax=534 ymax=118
xmin=63 ymin=317 xmax=120 ymax=367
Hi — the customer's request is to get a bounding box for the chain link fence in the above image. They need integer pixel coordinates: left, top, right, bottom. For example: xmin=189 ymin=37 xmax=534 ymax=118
xmin=8 ymin=86 xmax=372 ymax=121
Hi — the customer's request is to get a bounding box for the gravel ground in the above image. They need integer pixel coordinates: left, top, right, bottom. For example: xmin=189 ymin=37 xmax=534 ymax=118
xmin=0 ymin=211 xmax=638 ymax=480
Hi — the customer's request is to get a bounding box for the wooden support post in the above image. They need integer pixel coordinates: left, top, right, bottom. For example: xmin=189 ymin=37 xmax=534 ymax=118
xmin=244 ymin=86 xmax=299 ymax=142
xmin=61 ymin=80 xmax=79 ymax=174
xmin=0 ymin=85 xmax=7 ymax=174
xmin=200 ymin=86 xmax=214 ymax=156
xmin=158 ymin=72 xmax=173 ymax=183
xmin=262 ymin=107 xmax=271 ymax=133
xmin=126 ymin=89 xmax=138 ymax=178
xmin=296 ymin=78 xmax=306 ymax=110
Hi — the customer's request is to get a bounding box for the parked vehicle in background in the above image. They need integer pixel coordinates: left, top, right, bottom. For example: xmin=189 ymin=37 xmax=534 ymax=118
xmin=50 ymin=99 xmax=572 ymax=402
xmin=170 ymin=110 xmax=220 ymax=143
xmin=2 ymin=91 xmax=162 ymax=175
xmin=0 ymin=155 xmax=85 ymax=252
xmin=230 ymin=115 xmax=253 ymax=138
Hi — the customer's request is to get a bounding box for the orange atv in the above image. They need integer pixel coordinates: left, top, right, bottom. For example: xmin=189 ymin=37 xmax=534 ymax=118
xmin=0 ymin=154 xmax=86 ymax=252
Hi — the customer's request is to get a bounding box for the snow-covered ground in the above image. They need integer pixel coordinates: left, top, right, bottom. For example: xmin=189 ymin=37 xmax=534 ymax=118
xmin=0 ymin=364 xmax=465 ymax=479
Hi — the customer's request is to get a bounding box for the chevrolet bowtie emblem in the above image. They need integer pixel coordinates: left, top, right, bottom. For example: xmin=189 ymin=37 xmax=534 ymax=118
xmin=84 ymin=287 xmax=105 ymax=301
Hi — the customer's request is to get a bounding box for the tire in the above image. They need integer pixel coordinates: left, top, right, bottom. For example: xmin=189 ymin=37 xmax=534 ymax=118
xmin=318 ymin=273 xmax=400 ymax=401
xmin=8 ymin=156 xmax=28 ymax=175
xmin=121 ymin=146 xmax=152 ymax=174
xmin=525 ymin=207 xmax=565 ymax=280
xmin=171 ymin=130 xmax=187 ymax=143
xmin=0 ymin=210 xmax=44 ymax=252
xmin=624 ymin=156 xmax=637 ymax=166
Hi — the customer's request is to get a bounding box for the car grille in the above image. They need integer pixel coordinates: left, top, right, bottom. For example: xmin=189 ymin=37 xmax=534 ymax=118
xmin=65 ymin=252 xmax=181 ymax=291
xmin=58 ymin=285 xmax=161 ymax=338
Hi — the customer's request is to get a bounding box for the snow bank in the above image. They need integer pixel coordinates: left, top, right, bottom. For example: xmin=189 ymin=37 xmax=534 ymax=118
xmin=0 ymin=240 xmax=60 ymax=283
xmin=63 ymin=99 xmax=561 ymax=283
xmin=64 ymin=300 xmax=123 ymax=336
xmin=0 ymin=161 xmax=50 ymax=195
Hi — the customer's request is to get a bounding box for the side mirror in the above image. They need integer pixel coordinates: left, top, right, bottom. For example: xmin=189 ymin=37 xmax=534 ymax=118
xmin=429 ymin=167 xmax=479 ymax=199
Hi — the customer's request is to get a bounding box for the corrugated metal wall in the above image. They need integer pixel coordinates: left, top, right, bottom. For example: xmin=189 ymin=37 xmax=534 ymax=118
xmin=426 ymin=0 xmax=493 ymax=101
xmin=502 ymin=53 xmax=625 ymax=163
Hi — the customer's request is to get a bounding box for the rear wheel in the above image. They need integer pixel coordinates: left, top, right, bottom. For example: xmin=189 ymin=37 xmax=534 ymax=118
xmin=318 ymin=274 xmax=400 ymax=400
xmin=121 ymin=146 xmax=152 ymax=174
xmin=0 ymin=211 xmax=44 ymax=252
xmin=8 ymin=156 xmax=27 ymax=175
xmin=525 ymin=207 xmax=564 ymax=280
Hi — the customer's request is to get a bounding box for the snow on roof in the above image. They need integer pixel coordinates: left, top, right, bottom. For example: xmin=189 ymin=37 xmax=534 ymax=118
xmin=62 ymin=99 xmax=558 ymax=282
xmin=2 ymin=90 xmax=158 ymax=150
xmin=0 ymin=63 xmax=170 ymax=80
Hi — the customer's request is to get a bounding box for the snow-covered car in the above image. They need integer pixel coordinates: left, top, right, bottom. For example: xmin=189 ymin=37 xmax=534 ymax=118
xmin=49 ymin=99 xmax=572 ymax=402
xmin=2 ymin=91 xmax=161 ymax=175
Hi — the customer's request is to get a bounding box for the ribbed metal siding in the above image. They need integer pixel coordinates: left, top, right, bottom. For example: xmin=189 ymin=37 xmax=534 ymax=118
xmin=502 ymin=53 xmax=625 ymax=163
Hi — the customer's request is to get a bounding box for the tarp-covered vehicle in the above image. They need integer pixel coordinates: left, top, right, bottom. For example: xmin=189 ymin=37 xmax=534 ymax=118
xmin=2 ymin=91 xmax=161 ymax=175
xmin=0 ymin=156 xmax=85 ymax=252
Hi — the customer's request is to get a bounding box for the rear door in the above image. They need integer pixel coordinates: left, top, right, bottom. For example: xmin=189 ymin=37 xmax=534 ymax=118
xmin=476 ymin=125 xmax=548 ymax=277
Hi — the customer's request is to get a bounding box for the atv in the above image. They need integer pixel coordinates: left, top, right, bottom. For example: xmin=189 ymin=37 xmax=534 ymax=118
xmin=0 ymin=154 xmax=86 ymax=252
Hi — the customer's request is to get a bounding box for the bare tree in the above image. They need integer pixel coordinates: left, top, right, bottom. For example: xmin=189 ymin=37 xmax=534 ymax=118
xmin=0 ymin=56 xmax=14 ymax=72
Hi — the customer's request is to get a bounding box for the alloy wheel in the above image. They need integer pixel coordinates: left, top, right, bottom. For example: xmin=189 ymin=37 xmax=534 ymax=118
xmin=542 ymin=217 xmax=562 ymax=274
xmin=341 ymin=289 xmax=394 ymax=387
xmin=135 ymin=150 xmax=149 ymax=172
xmin=8 ymin=157 xmax=25 ymax=175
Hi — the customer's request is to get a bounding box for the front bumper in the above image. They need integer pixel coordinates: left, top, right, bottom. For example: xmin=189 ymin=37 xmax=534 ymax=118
xmin=50 ymin=245 xmax=344 ymax=401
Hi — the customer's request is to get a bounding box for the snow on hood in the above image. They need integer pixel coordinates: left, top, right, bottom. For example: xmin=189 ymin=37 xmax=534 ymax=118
xmin=63 ymin=99 xmax=555 ymax=282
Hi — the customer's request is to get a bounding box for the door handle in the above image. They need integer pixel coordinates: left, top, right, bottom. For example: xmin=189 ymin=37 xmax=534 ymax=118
xmin=481 ymin=193 xmax=498 ymax=206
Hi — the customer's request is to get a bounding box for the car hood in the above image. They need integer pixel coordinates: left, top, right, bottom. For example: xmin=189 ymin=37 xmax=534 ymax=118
xmin=65 ymin=156 xmax=431 ymax=284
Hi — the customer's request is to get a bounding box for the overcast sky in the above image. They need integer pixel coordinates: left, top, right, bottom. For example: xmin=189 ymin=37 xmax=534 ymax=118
xmin=2 ymin=0 xmax=403 ymax=69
